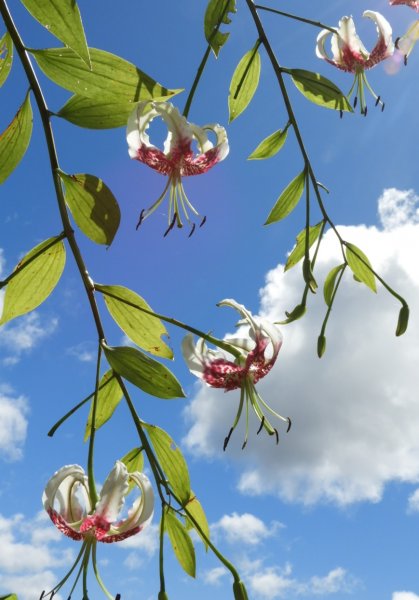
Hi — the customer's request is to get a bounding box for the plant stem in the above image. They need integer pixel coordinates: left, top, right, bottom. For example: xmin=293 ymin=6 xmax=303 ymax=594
xmin=254 ymin=5 xmax=337 ymax=33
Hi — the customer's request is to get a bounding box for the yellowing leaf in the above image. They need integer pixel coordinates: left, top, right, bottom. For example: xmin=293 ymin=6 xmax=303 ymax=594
xmin=228 ymin=43 xmax=261 ymax=122
xmin=0 ymin=92 xmax=33 ymax=184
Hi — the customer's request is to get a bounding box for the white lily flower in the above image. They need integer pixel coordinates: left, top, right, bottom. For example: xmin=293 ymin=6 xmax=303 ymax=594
xmin=182 ymin=299 xmax=291 ymax=449
xmin=43 ymin=461 xmax=154 ymax=543
xmin=127 ymin=101 xmax=229 ymax=236
xmin=316 ymin=11 xmax=394 ymax=114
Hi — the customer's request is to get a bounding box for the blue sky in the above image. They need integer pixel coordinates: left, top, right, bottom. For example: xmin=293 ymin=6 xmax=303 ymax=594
xmin=0 ymin=0 xmax=419 ymax=599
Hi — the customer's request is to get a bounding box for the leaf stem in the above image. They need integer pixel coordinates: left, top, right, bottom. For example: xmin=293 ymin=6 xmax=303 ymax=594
xmin=253 ymin=5 xmax=337 ymax=33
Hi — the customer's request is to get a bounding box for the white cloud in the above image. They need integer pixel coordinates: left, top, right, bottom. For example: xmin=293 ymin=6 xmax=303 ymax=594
xmin=393 ymin=593 xmax=419 ymax=600
xmin=212 ymin=512 xmax=281 ymax=545
xmin=203 ymin=566 xmax=229 ymax=585
xmin=118 ymin=522 xmax=159 ymax=556
xmin=184 ymin=188 xmax=419 ymax=506
xmin=0 ymin=312 xmax=58 ymax=365
xmin=0 ymin=390 xmax=28 ymax=461
xmin=0 ymin=512 xmax=73 ymax=600
xmin=407 ymin=489 xmax=419 ymax=514
xmin=246 ymin=564 xmax=354 ymax=598
xmin=378 ymin=188 xmax=419 ymax=230
xmin=67 ymin=340 xmax=96 ymax=362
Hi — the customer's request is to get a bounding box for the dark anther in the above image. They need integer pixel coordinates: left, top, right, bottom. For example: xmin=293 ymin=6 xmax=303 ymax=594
xmin=241 ymin=439 xmax=247 ymax=450
xmin=375 ymin=96 xmax=381 ymax=107
xmin=199 ymin=215 xmax=207 ymax=228
xmin=404 ymin=54 xmax=408 ymax=66
xmin=163 ymin=214 xmax=177 ymax=237
xmin=395 ymin=36 xmax=400 ymax=49
xmin=381 ymin=103 xmax=385 ymax=112
xmin=188 ymin=223 xmax=196 ymax=238
xmin=353 ymin=96 xmax=358 ymax=108
xmin=223 ymin=427 xmax=234 ymax=451
xmin=39 ymin=593 xmax=45 ymax=599
xmin=136 ymin=209 xmax=145 ymax=230
xmin=115 ymin=595 xmax=121 ymax=600
xmin=257 ymin=416 xmax=265 ymax=435
xmin=274 ymin=428 xmax=279 ymax=445
xmin=339 ymin=110 xmax=343 ymax=119
xmin=363 ymin=106 xmax=368 ymax=117
xmin=286 ymin=418 xmax=292 ymax=433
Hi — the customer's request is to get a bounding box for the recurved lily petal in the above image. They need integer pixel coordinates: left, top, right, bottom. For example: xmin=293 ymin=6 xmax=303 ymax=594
xmin=316 ymin=11 xmax=394 ymax=113
xmin=390 ymin=0 xmax=419 ymax=11
xmin=182 ymin=299 xmax=289 ymax=448
xmin=127 ymin=101 xmax=229 ymax=235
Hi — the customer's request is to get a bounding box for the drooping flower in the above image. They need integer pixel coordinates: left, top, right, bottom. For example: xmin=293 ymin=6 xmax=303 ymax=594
xmin=127 ymin=101 xmax=229 ymax=236
xmin=43 ymin=461 xmax=154 ymax=543
xmin=182 ymin=299 xmax=291 ymax=449
xmin=389 ymin=0 xmax=418 ymax=12
xmin=316 ymin=11 xmax=394 ymax=114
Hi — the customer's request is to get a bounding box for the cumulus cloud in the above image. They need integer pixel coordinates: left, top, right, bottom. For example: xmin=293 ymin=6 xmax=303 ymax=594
xmin=119 ymin=522 xmax=159 ymax=556
xmin=378 ymin=188 xmax=419 ymax=230
xmin=0 ymin=312 xmax=58 ymax=365
xmin=67 ymin=340 xmax=96 ymax=362
xmin=183 ymin=188 xmax=419 ymax=505
xmin=212 ymin=512 xmax=281 ymax=545
xmin=407 ymin=489 xmax=419 ymax=514
xmin=0 ymin=512 xmax=73 ymax=600
xmin=392 ymin=593 xmax=419 ymax=600
xmin=0 ymin=388 xmax=28 ymax=461
xmin=245 ymin=563 xmax=355 ymax=599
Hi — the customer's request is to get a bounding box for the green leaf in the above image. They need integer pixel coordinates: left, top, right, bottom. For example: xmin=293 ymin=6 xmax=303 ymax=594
xmin=248 ymin=127 xmax=288 ymax=160
xmin=285 ymin=221 xmax=323 ymax=271
xmin=396 ymin=303 xmax=409 ymax=337
xmin=185 ymin=492 xmax=210 ymax=550
xmin=31 ymin=47 xmax=181 ymax=102
xmin=345 ymin=243 xmax=377 ymax=292
xmin=0 ymin=237 xmax=65 ymax=326
xmin=20 ymin=0 xmax=90 ymax=67
xmin=121 ymin=447 xmax=145 ymax=493
xmin=84 ymin=370 xmax=122 ymax=441
xmin=228 ymin=43 xmax=261 ymax=122
xmin=0 ymin=31 xmax=13 ymax=87
xmin=265 ymin=170 xmax=305 ymax=225
xmin=204 ymin=0 xmax=237 ymax=57
xmin=0 ymin=595 xmax=18 ymax=600
xmin=323 ymin=264 xmax=345 ymax=307
xmin=96 ymin=284 xmax=172 ymax=359
xmin=145 ymin=424 xmax=191 ymax=505
xmin=165 ymin=508 xmax=196 ymax=578
xmin=0 ymin=92 xmax=33 ymax=184
xmin=103 ymin=345 xmax=184 ymax=399
xmin=57 ymin=95 xmax=135 ymax=129
xmin=290 ymin=69 xmax=353 ymax=112
xmin=59 ymin=172 xmax=120 ymax=245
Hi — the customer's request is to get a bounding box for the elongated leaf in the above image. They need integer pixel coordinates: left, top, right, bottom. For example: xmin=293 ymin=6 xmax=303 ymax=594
xmin=0 ymin=595 xmax=18 ymax=600
xmin=58 ymin=95 xmax=135 ymax=129
xmin=84 ymin=370 xmax=122 ymax=441
xmin=323 ymin=264 xmax=345 ymax=306
xmin=290 ymin=69 xmax=353 ymax=112
xmin=185 ymin=492 xmax=210 ymax=550
xmin=145 ymin=424 xmax=190 ymax=505
xmin=228 ymin=43 xmax=261 ymax=122
xmin=265 ymin=170 xmax=305 ymax=225
xmin=31 ymin=47 xmax=181 ymax=102
xmin=20 ymin=0 xmax=90 ymax=66
xmin=277 ymin=303 xmax=306 ymax=325
xmin=345 ymin=243 xmax=376 ymax=292
xmin=0 ymin=32 xmax=13 ymax=87
xmin=205 ymin=0 xmax=237 ymax=57
xmin=103 ymin=345 xmax=184 ymax=399
xmin=59 ymin=172 xmax=120 ymax=245
xmin=0 ymin=92 xmax=33 ymax=184
xmin=165 ymin=509 xmax=196 ymax=578
xmin=96 ymin=284 xmax=172 ymax=359
xmin=248 ymin=127 xmax=287 ymax=160
xmin=285 ymin=221 xmax=323 ymax=271
xmin=0 ymin=237 xmax=65 ymax=325
xmin=121 ymin=447 xmax=145 ymax=493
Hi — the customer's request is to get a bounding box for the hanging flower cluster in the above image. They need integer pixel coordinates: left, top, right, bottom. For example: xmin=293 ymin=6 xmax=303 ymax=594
xmin=127 ymin=101 xmax=229 ymax=236
xmin=316 ymin=11 xmax=394 ymax=114
xmin=182 ymin=299 xmax=291 ymax=449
